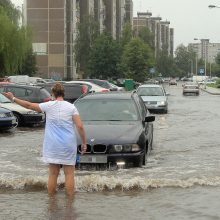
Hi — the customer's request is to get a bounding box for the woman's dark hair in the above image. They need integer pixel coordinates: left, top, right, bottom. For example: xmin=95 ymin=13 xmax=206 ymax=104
xmin=51 ymin=83 xmax=65 ymax=98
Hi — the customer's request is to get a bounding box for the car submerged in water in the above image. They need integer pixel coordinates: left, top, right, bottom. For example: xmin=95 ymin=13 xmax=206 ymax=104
xmin=74 ymin=91 xmax=155 ymax=168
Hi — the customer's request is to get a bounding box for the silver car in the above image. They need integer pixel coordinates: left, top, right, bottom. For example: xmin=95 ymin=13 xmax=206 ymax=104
xmin=182 ymin=83 xmax=200 ymax=95
xmin=137 ymin=84 xmax=168 ymax=113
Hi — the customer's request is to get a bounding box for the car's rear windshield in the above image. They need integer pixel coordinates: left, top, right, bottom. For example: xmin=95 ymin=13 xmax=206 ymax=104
xmin=137 ymin=87 xmax=164 ymax=96
xmin=75 ymin=99 xmax=139 ymax=121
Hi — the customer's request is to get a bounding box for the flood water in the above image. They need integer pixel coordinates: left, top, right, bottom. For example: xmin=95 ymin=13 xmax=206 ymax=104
xmin=1 ymin=83 xmax=220 ymax=220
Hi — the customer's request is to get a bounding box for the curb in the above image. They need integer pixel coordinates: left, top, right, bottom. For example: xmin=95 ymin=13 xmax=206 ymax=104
xmin=201 ymin=87 xmax=220 ymax=95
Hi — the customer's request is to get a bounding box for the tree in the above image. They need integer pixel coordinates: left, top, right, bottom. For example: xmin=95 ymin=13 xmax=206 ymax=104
xmin=74 ymin=16 xmax=99 ymax=77
xmin=120 ymin=38 xmax=154 ymax=82
xmin=88 ymin=33 xmax=121 ymax=79
xmin=174 ymin=44 xmax=196 ymax=77
xmin=17 ymin=49 xmax=37 ymax=76
xmin=0 ymin=0 xmax=20 ymax=25
xmin=120 ymin=23 xmax=133 ymax=48
xmin=0 ymin=3 xmax=33 ymax=77
xmin=138 ymin=27 xmax=154 ymax=50
xmin=156 ymin=46 xmax=178 ymax=77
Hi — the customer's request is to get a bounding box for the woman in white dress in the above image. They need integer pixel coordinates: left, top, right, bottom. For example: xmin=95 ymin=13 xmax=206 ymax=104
xmin=3 ymin=83 xmax=87 ymax=196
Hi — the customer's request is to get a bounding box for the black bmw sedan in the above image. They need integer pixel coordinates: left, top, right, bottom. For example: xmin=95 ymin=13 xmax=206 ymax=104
xmin=74 ymin=91 xmax=155 ymax=168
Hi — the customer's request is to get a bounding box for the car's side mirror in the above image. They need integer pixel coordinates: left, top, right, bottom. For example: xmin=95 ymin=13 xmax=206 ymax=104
xmin=166 ymin=93 xmax=170 ymax=96
xmin=144 ymin=115 xmax=155 ymax=122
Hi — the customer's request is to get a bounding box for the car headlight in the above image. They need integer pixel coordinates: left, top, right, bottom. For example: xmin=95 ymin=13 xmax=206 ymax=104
xmin=111 ymin=144 xmax=140 ymax=152
xmin=0 ymin=113 xmax=7 ymax=118
xmin=26 ymin=111 xmax=39 ymax=115
xmin=113 ymin=145 xmax=123 ymax=152
xmin=158 ymin=101 xmax=166 ymax=105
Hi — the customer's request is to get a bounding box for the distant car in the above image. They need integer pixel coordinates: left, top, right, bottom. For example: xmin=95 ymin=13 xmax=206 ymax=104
xmin=169 ymin=79 xmax=177 ymax=85
xmin=0 ymin=93 xmax=45 ymax=126
xmin=182 ymin=83 xmax=200 ymax=95
xmin=0 ymin=107 xmax=17 ymax=131
xmin=66 ymin=80 xmax=109 ymax=93
xmin=0 ymin=84 xmax=51 ymax=103
xmin=137 ymin=84 xmax=168 ymax=113
xmin=108 ymin=82 xmax=125 ymax=91
xmin=74 ymin=91 xmax=155 ymax=168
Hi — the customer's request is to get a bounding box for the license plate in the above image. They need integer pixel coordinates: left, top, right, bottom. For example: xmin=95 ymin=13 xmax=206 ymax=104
xmin=80 ymin=155 xmax=107 ymax=164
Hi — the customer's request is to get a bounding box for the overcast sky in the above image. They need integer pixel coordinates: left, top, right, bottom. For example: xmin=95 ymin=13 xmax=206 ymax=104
xmin=11 ymin=0 xmax=220 ymax=50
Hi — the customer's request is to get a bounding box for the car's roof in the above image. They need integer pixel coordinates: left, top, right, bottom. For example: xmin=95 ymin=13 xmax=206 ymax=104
xmin=78 ymin=91 xmax=135 ymax=100
xmin=0 ymin=83 xmax=44 ymax=89
xmin=138 ymin=84 xmax=163 ymax=88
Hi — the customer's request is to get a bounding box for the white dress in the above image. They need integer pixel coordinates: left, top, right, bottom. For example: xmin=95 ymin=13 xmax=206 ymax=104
xmin=39 ymin=100 xmax=79 ymax=165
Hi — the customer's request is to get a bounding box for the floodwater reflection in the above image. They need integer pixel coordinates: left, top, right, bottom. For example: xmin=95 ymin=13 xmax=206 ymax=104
xmin=48 ymin=194 xmax=77 ymax=220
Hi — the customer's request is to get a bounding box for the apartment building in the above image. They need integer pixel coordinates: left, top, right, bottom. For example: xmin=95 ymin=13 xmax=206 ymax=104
xmin=24 ymin=0 xmax=133 ymax=79
xmin=24 ymin=0 xmax=77 ymax=80
xmin=133 ymin=12 xmax=174 ymax=57
xmin=189 ymin=39 xmax=220 ymax=63
xmin=104 ymin=0 xmax=117 ymax=39
xmin=94 ymin=0 xmax=105 ymax=33
xmin=124 ymin=0 xmax=133 ymax=25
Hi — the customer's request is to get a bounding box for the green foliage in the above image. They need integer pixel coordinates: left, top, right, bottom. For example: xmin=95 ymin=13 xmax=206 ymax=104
xmin=138 ymin=27 xmax=154 ymax=50
xmin=74 ymin=16 xmax=99 ymax=77
xmin=0 ymin=0 xmax=20 ymax=26
xmin=88 ymin=33 xmax=121 ymax=79
xmin=174 ymin=44 xmax=196 ymax=77
xmin=0 ymin=3 xmax=33 ymax=77
xmin=121 ymin=38 xmax=154 ymax=82
xmin=120 ymin=23 xmax=133 ymax=48
xmin=156 ymin=47 xmax=178 ymax=77
xmin=17 ymin=49 xmax=38 ymax=76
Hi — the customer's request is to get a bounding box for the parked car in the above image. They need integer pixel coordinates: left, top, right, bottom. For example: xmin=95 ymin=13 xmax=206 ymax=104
xmin=66 ymin=80 xmax=109 ymax=93
xmin=182 ymin=83 xmax=200 ymax=95
xmin=0 ymin=84 xmax=51 ymax=103
xmin=169 ymin=78 xmax=177 ymax=85
xmin=81 ymin=79 xmax=122 ymax=91
xmin=39 ymin=82 xmax=89 ymax=103
xmin=0 ymin=93 xmax=45 ymax=126
xmin=0 ymin=107 xmax=17 ymax=131
xmin=137 ymin=84 xmax=168 ymax=113
xmin=74 ymin=91 xmax=155 ymax=168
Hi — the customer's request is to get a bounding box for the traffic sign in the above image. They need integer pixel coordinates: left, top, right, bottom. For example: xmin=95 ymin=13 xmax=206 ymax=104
xmin=149 ymin=67 xmax=155 ymax=74
xmin=198 ymin=68 xmax=205 ymax=75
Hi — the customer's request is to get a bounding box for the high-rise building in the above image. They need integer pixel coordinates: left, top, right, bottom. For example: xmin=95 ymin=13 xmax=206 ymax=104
xmin=104 ymin=0 xmax=117 ymax=39
xmin=125 ymin=0 xmax=133 ymax=25
xmin=133 ymin=12 xmax=174 ymax=57
xmin=94 ymin=0 xmax=105 ymax=33
xmin=189 ymin=39 xmax=220 ymax=63
xmin=24 ymin=0 xmax=77 ymax=80
xmin=116 ymin=0 xmax=126 ymax=39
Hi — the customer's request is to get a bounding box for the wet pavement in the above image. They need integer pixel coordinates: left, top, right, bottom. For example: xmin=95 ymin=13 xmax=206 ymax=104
xmin=1 ymin=83 xmax=220 ymax=219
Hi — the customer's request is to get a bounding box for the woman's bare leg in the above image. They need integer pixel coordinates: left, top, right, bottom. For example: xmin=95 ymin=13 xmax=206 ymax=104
xmin=63 ymin=165 xmax=75 ymax=196
xmin=48 ymin=164 xmax=60 ymax=195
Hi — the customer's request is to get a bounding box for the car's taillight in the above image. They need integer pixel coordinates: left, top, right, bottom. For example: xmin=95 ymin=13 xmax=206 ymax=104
xmin=43 ymin=97 xmax=51 ymax=102
xmin=81 ymin=85 xmax=88 ymax=94
xmin=101 ymin=89 xmax=109 ymax=92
